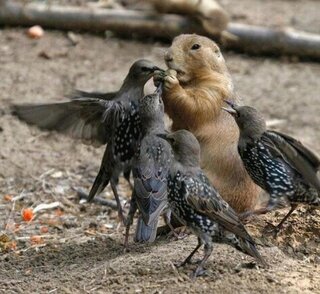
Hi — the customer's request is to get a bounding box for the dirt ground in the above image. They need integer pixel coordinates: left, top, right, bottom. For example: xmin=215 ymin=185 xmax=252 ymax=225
xmin=0 ymin=0 xmax=320 ymax=293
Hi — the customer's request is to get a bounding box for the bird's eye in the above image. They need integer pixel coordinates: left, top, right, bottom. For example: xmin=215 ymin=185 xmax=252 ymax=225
xmin=191 ymin=44 xmax=201 ymax=50
xmin=141 ymin=67 xmax=150 ymax=72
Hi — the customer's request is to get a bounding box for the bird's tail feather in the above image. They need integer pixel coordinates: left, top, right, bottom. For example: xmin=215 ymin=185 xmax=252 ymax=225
xmin=87 ymin=169 xmax=110 ymax=202
xmin=223 ymin=232 xmax=267 ymax=266
xmin=238 ymin=238 xmax=267 ymax=266
xmin=134 ymin=216 xmax=159 ymax=243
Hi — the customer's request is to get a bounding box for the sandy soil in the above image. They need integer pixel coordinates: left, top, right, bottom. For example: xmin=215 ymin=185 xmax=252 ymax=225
xmin=0 ymin=1 xmax=320 ymax=293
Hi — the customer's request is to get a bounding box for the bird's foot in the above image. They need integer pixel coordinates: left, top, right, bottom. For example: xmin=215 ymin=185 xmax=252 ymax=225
xmin=168 ymin=227 xmax=189 ymax=240
xmin=174 ymin=258 xmax=201 ymax=268
xmin=123 ymin=243 xmax=130 ymax=253
xmin=239 ymin=211 xmax=255 ymax=223
xmin=263 ymin=222 xmax=282 ymax=238
xmin=191 ymin=266 xmax=208 ymax=280
xmin=117 ymin=211 xmax=127 ymax=227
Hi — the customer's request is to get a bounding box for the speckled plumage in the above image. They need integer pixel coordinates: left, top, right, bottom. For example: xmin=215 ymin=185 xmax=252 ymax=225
xmin=240 ymin=140 xmax=295 ymax=201
xmin=160 ymin=130 xmax=266 ymax=278
xmin=13 ymin=59 xmax=162 ymax=223
xmin=125 ymin=85 xmax=173 ymax=245
xmin=224 ymin=103 xmax=320 ymax=229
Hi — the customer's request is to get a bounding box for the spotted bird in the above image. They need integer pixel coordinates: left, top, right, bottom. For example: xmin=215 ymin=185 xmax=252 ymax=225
xmin=223 ymin=101 xmax=320 ymax=233
xmin=13 ymin=59 xmax=162 ymax=224
xmin=158 ymin=130 xmax=266 ymax=278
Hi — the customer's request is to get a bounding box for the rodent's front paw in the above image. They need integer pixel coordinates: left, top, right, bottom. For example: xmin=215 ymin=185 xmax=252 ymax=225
xmin=164 ymin=69 xmax=179 ymax=90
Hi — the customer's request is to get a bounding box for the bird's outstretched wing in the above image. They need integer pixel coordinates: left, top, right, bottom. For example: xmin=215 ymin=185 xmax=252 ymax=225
xmin=263 ymin=131 xmax=320 ymax=190
xmin=133 ymin=136 xmax=171 ymax=225
xmin=69 ymin=89 xmax=118 ymax=101
xmin=184 ymin=171 xmax=254 ymax=243
xmin=12 ymin=98 xmax=121 ymax=146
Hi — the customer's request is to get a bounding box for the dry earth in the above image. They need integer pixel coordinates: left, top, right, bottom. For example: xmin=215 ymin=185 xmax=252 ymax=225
xmin=0 ymin=0 xmax=319 ymax=293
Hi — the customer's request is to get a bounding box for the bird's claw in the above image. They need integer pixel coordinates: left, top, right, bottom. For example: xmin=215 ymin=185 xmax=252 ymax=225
xmin=263 ymin=222 xmax=282 ymax=238
xmin=168 ymin=229 xmax=188 ymax=241
xmin=174 ymin=258 xmax=201 ymax=268
xmin=238 ymin=211 xmax=254 ymax=223
xmin=173 ymin=232 xmax=188 ymax=240
xmin=119 ymin=214 xmax=127 ymax=227
xmin=191 ymin=267 xmax=208 ymax=279
xmin=123 ymin=244 xmax=130 ymax=253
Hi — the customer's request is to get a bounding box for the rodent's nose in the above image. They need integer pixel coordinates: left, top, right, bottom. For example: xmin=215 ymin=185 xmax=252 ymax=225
xmin=164 ymin=51 xmax=173 ymax=63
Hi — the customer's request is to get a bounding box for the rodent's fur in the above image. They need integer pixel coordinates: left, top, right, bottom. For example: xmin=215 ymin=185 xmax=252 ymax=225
xmin=162 ymin=34 xmax=260 ymax=212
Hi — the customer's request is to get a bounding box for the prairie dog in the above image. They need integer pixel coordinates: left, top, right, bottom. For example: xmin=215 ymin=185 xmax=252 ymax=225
xmin=161 ymin=34 xmax=260 ymax=212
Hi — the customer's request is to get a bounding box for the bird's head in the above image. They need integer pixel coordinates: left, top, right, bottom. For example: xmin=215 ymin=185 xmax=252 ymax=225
xmin=139 ymin=83 xmax=164 ymax=118
xmin=222 ymin=101 xmax=267 ymax=140
xmin=157 ymin=130 xmax=200 ymax=167
xmin=128 ymin=59 xmax=163 ymax=83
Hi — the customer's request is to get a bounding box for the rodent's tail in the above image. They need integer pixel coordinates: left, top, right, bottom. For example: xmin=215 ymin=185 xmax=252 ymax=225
xmin=134 ymin=216 xmax=158 ymax=243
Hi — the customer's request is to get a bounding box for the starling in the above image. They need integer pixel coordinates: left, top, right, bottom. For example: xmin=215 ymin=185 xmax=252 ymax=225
xmin=124 ymin=84 xmax=173 ymax=247
xmin=12 ymin=59 xmax=162 ymax=224
xmin=223 ymin=102 xmax=320 ymax=232
xmin=158 ymin=130 xmax=266 ymax=278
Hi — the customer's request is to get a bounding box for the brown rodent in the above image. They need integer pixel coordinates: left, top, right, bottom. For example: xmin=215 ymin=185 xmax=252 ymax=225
xmin=160 ymin=34 xmax=260 ymax=213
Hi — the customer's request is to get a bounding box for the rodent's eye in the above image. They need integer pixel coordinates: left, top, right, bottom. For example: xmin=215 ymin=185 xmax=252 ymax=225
xmin=191 ymin=44 xmax=201 ymax=50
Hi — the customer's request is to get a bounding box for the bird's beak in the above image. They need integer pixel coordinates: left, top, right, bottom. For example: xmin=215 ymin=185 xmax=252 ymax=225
xmin=155 ymin=82 xmax=163 ymax=96
xmin=157 ymin=133 xmax=174 ymax=144
xmin=152 ymin=66 xmax=163 ymax=72
xmin=224 ymin=99 xmax=236 ymax=108
xmin=222 ymin=106 xmax=237 ymax=116
xmin=222 ymin=100 xmax=238 ymax=116
xmin=157 ymin=133 xmax=168 ymax=140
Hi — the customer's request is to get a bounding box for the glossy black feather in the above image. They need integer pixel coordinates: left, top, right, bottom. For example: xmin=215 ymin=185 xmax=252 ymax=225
xmin=12 ymin=98 xmax=111 ymax=146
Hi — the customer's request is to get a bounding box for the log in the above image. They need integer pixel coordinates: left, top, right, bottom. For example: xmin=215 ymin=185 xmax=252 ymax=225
xmin=0 ymin=1 xmax=320 ymax=60
xmin=0 ymin=1 xmax=205 ymax=38
xmin=149 ymin=0 xmax=229 ymax=34
xmin=227 ymin=23 xmax=320 ymax=59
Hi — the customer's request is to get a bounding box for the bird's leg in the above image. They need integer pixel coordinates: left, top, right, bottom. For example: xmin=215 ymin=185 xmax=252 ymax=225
xmin=191 ymin=243 xmax=213 ymax=279
xmin=110 ymin=179 xmax=126 ymax=226
xmin=239 ymin=202 xmax=276 ymax=221
xmin=239 ymin=207 xmax=271 ymax=221
xmin=164 ymin=210 xmax=187 ymax=240
xmin=175 ymin=238 xmax=202 ymax=268
xmin=265 ymin=203 xmax=298 ymax=237
xmin=123 ymin=196 xmax=137 ymax=252
xmin=123 ymin=168 xmax=133 ymax=191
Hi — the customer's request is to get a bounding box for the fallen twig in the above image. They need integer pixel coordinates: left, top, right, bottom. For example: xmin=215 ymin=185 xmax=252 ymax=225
xmin=76 ymin=188 xmax=118 ymax=210
xmin=33 ymin=202 xmax=61 ymax=213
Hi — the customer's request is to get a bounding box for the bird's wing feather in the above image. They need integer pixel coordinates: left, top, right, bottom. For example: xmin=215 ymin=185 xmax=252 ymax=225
xmin=264 ymin=131 xmax=320 ymax=189
xmin=268 ymin=130 xmax=320 ymax=169
xmin=69 ymin=89 xmax=118 ymax=101
xmin=133 ymin=137 xmax=170 ymax=225
xmin=184 ymin=171 xmax=254 ymax=243
xmin=12 ymin=98 xmax=119 ymax=146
